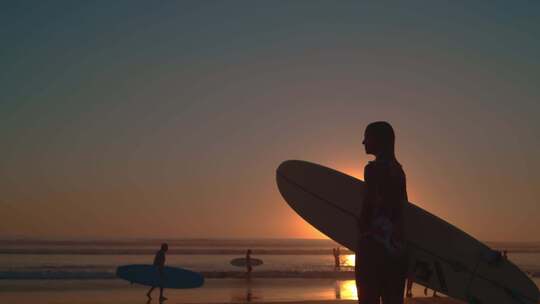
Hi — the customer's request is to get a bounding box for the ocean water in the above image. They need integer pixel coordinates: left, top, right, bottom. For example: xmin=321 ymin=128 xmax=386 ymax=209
xmin=1 ymin=239 xmax=539 ymax=281
xmin=1 ymin=239 xmax=539 ymax=303
xmin=0 ymin=239 xmax=353 ymax=280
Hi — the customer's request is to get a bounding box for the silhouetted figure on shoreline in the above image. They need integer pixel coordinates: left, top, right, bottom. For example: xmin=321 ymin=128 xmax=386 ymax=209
xmin=333 ymin=247 xmax=341 ymax=270
xmin=246 ymin=249 xmax=253 ymax=277
xmin=147 ymin=243 xmax=168 ymax=301
xmin=356 ymin=121 xmax=408 ymax=304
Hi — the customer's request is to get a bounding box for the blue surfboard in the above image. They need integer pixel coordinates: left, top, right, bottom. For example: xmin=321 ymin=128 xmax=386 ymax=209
xmin=116 ymin=265 xmax=204 ymax=289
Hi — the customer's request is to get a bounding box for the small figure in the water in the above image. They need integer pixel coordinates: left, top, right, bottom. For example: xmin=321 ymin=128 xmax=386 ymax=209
xmin=333 ymin=247 xmax=341 ymax=270
xmin=147 ymin=243 xmax=168 ymax=301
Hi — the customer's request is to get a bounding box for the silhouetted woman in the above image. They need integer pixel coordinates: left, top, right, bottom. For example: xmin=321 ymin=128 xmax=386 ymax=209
xmin=356 ymin=121 xmax=408 ymax=304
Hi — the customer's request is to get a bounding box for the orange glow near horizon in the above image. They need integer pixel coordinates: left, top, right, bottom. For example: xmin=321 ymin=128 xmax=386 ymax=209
xmin=337 ymin=165 xmax=364 ymax=180
xmin=303 ymin=222 xmax=328 ymax=239
xmin=288 ymin=210 xmax=329 ymax=239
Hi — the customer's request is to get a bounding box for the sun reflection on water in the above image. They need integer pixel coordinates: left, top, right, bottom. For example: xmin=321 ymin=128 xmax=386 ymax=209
xmin=333 ymin=254 xmax=357 ymax=300
xmin=334 ymin=280 xmax=358 ymax=300
xmin=342 ymin=254 xmax=355 ymax=267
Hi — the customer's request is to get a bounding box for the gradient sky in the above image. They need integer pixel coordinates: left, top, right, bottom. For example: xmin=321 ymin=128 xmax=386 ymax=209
xmin=1 ymin=1 xmax=539 ymax=241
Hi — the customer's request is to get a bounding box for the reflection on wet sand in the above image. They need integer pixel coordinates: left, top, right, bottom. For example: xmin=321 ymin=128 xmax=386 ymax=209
xmin=230 ymin=278 xmax=260 ymax=302
xmin=334 ymin=280 xmax=358 ymax=300
xmin=230 ymin=278 xmax=358 ymax=302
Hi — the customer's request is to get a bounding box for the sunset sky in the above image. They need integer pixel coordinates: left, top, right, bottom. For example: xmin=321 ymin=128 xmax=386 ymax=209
xmin=1 ymin=1 xmax=539 ymax=241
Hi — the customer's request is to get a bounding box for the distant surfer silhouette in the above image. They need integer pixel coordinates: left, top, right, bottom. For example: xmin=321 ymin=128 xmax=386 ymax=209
xmin=333 ymin=247 xmax=341 ymax=270
xmin=356 ymin=121 xmax=408 ymax=304
xmin=147 ymin=243 xmax=168 ymax=301
xmin=246 ymin=249 xmax=253 ymax=276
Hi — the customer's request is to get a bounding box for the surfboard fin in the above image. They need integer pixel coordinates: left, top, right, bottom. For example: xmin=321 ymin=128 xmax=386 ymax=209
xmin=484 ymin=250 xmax=503 ymax=266
xmin=504 ymin=287 xmax=530 ymax=304
xmin=467 ymin=294 xmax=482 ymax=304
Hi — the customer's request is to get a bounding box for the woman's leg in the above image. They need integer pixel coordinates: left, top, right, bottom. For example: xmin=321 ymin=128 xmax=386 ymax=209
xmin=381 ymin=254 xmax=406 ymax=304
xmin=147 ymin=287 xmax=154 ymax=298
xmin=356 ymin=239 xmax=383 ymax=304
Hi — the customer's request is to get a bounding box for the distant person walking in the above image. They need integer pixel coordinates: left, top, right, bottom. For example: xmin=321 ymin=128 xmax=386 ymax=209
xmin=356 ymin=121 xmax=408 ymax=304
xmin=246 ymin=249 xmax=253 ymax=276
xmin=147 ymin=243 xmax=169 ymax=301
xmin=333 ymin=247 xmax=341 ymax=270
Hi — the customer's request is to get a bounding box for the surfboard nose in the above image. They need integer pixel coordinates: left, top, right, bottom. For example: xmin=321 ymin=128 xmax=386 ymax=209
xmin=277 ymin=160 xmax=307 ymax=176
xmin=276 ymin=160 xmax=322 ymax=187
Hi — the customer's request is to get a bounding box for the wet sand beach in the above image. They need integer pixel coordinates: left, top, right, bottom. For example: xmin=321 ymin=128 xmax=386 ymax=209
xmin=0 ymin=278 xmax=467 ymax=304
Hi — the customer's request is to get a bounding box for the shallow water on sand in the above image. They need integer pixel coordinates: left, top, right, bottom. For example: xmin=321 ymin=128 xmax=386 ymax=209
xmin=0 ymin=278 xmax=440 ymax=303
xmin=1 ymin=239 xmax=539 ymax=303
xmin=1 ymin=276 xmax=539 ymax=303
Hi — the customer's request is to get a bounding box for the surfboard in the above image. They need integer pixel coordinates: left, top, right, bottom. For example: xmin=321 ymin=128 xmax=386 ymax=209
xmin=116 ymin=265 xmax=204 ymax=289
xmin=276 ymin=160 xmax=539 ymax=304
xmin=230 ymin=258 xmax=264 ymax=267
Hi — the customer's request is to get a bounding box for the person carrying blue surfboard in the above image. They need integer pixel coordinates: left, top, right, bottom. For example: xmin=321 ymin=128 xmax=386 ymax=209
xmin=147 ymin=243 xmax=169 ymax=301
xmin=356 ymin=121 xmax=408 ymax=304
